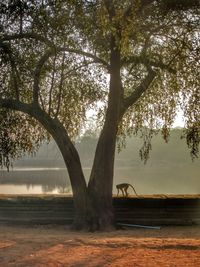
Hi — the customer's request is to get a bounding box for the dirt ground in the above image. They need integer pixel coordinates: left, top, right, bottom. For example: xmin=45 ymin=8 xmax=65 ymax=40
xmin=0 ymin=224 xmax=200 ymax=267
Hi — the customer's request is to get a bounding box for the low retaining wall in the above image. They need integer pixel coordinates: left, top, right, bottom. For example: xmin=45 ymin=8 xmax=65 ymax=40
xmin=0 ymin=195 xmax=200 ymax=226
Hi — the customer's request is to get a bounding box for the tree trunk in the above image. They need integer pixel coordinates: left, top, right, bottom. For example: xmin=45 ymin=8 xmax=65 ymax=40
xmin=30 ymin=105 xmax=89 ymax=229
xmin=0 ymin=100 xmax=89 ymax=229
xmin=87 ymin=43 xmax=123 ymax=231
xmin=87 ymin=130 xmax=117 ymax=231
xmin=0 ymin=50 xmax=123 ymax=230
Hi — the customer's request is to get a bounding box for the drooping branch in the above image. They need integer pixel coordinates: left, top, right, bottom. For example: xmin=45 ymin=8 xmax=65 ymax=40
xmin=123 ymin=68 xmax=156 ymax=111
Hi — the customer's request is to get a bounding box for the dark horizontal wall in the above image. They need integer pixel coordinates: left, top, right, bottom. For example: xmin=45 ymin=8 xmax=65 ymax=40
xmin=115 ymin=196 xmax=200 ymax=226
xmin=0 ymin=195 xmax=200 ymax=226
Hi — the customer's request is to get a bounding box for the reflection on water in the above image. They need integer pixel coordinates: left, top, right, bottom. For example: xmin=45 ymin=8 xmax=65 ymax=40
xmin=0 ymin=184 xmax=72 ymax=195
xmin=0 ymin=168 xmax=72 ymax=195
xmin=0 ymin=184 xmax=55 ymax=194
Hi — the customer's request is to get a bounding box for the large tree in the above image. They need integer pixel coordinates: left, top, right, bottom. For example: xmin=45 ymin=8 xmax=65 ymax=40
xmin=0 ymin=0 xmax=199 ymax=230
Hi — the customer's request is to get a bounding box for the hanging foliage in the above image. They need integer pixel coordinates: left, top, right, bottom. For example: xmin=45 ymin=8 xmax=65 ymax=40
xmin=0 ymin=0 xmax=199 ymax=168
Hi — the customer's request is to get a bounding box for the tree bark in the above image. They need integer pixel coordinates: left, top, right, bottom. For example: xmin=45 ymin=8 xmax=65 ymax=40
xmin=31 ymin=105 xmax=89 ymax=229
xmin=87 ymin=42 xmax=123 ymax=230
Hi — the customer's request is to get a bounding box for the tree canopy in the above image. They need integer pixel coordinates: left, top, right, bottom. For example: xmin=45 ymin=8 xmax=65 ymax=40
xmin=0 ymin=0 xmax=199 ymax=166
xmin=0 ymin=0 xmax=200 ymax=230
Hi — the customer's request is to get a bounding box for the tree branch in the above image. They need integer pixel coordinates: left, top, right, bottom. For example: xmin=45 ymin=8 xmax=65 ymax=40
xmin=0 ymin=98 xmax=70 ymax=147
xmin=61 ymin=47 xmax=110 ymax=70
xmin=124 ymin=0 xmax=156 ymax=19
xmin=103 ymin=0 xmax=115 ymax=21
xmin=162 ymin=0 xmax=200 ymax=11
xmin=33 ymin=45 xmax=110 ymax=103
xmin=39 ymin=92 xmax=45 ymax=111
xmin=123 ymin=68 xmax=156 ymax=111
xmin=0 ymin=97 xmax=87 ymax=194
xmin=48 ymin=54 xmax=57 ymax=115
xmin=123 ymin=55 xmax=176 ymax=74
xmin=139 ymin=0 xmax=200 ymax=11
xmin=1 ymin=33 xmax=54 ymax=48
xmin=1 ymin=33 xmax=110 ymax=70
xmin=0 ymin=42 xmax=20 ymax=99
xmin=0 ymin=98 xmax=34 ymax=116
xmin=55 ymin=52 xmax=66 ymax=118
xmin=33 ymin=49 xmax=54 ymax=103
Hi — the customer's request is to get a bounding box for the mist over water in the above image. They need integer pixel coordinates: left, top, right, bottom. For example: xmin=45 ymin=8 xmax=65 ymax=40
xmin=0 ymin=168 xmax=71 ymax=195
xmin=0 ymin=129 xmax=199 ymax=195
xmin=0 ymin=165 xmax=199 ymax=195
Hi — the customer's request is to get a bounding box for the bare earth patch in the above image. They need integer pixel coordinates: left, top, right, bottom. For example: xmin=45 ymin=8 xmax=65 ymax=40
xmin=0 ymin=225 xmax=200 ymax=266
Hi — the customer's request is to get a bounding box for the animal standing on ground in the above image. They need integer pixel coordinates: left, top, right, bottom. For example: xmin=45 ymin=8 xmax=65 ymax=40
xmin=116 ymin=183 xmax=137 ymax=197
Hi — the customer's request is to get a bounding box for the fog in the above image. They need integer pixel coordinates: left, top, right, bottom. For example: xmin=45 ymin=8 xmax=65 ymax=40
xmin=0 ymin=129 xmax=199 ymax=195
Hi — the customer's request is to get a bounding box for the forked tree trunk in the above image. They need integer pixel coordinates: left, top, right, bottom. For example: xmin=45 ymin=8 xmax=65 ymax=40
xmin=49 ymin=111 xmax=120 ymax=231
xmin=41 ymin=93 xmax=121 ymax=230
xmin=4 ymin=101 xmax=119 ymax=231
xmin=1 ymin=40 xmax=123 ymax=231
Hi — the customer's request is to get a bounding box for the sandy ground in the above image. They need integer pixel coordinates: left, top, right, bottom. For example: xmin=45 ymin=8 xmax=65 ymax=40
xmin=0 ymin=224 xmax=200 ymax=267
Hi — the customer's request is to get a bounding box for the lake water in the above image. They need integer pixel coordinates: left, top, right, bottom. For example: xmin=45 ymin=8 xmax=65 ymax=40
xmin=0 ymin=166 xmax=200 ymax=195
xmin=0 ymin=184 xmax=60 ymax=194
xmin=0 ymin=167 xmax=71 ymax=195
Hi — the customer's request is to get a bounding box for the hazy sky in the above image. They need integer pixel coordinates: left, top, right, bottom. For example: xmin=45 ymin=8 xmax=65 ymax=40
xmin=173 ymin=110 xmax=184 ymax=127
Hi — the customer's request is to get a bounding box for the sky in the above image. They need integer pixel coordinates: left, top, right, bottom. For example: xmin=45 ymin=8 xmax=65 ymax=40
xmin=172 ymin=110 xmax=184 ymax=127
